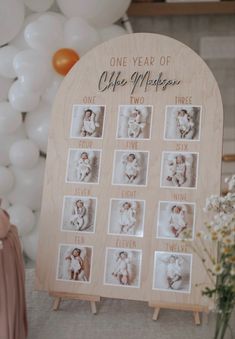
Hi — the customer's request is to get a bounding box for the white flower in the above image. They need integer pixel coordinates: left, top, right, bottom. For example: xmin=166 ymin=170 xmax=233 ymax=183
xmin=213 ymin=263 xmax=223 ymax=275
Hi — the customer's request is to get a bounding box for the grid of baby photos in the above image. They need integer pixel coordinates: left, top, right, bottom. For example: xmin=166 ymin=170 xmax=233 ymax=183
xmin=57 ymin=103 xmax=201 ymax=294
xmin=153 ymin=104 xmax=201 ymax=294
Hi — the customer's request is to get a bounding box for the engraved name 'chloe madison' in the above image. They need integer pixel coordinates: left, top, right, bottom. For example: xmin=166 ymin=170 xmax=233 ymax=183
xmin=98 ymin=71 xmax=181 ymax=94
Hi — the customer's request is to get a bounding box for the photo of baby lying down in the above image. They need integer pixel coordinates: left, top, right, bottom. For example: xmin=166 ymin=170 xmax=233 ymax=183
xmin=156 ymin=201 xmax=195 ymax=240
xmin=164 ymin=105 xmax=201 ymax=140
xmin=108 ymin=199 xmax=145 ymax=237
xmin=161 ymin=152 xmax=198 ymax=188
xmin=112 ymin=150 xmax=149 ymax=186
xmin=104 ymin=248 xmax=142 ymax=288
xmin=153 ymin=251 xmax=192 ymax=293
xmin=66 ymin=149 xmax=101 ymax=184
xmin=70 ymin=105 xmax=105 ymax=139
xmin=61 ymin=196 xmax=97 ymax=233
xmin=116 ymin=105 xmax=152 ymax=139
xmin=57 ymin=245 xmax=92 ymax=283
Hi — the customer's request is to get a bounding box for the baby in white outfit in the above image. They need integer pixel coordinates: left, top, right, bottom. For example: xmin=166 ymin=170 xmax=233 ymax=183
xmin=166 ymin=256 xmax=182 ymax=289
xmin=81 ymin=109 xmax=97 ymax=137
xmin=112 ymin=251 xmax=130 ymax=285
xmin=123 ymin=153 xmax=140 ymax=183
xmin=70 ymin=200 xmax=87 ymax=231
xmin=119 ymin=202 xmax=136 ymax=234
xmin=127 ymin=109 xmax=145 ymax=138
xmin=76 ymin=152 xmax=91 ymax=182
xmin=176 ymin=109 xmax=195 ymax=139
xmin=167 ymin=155 xmax=186 ymax=187
xmin=169 ymin=205 xmax=187 ymax=237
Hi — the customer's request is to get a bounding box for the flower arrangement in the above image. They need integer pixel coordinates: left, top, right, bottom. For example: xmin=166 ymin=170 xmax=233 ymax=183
xmin=184 ymin=174 xmax=235 ymax=339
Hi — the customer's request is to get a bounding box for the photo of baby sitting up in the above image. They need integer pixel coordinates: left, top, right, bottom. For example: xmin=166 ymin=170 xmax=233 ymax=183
xmin=66 ymin=148 xmax=101 ymax=184
xmin=70 ymin=105 xmax=105 ymax=139
xmin=108 ymin=199 xmax=145 ymax=237
xmin=153 ymin=251 xmax=192 ymax=293
xmin=61 ymin=196 xmax=97 ymax=233
xmin=161 ymin=152 xmax=198 ymax=189
xmin=57 ymin=245 xmax=92 ymax=283
xmin=104 ymin=248 xmax=142 ymax=288
xmin=157 ymin=201 xmax=195 ymax=240
xmin=164 ymin=105 xmax=201 ymax=141
xmin=112 ymin=150 xmax=149 ymax=186
xmin=116 ymin=105 xmax=152 ymax=139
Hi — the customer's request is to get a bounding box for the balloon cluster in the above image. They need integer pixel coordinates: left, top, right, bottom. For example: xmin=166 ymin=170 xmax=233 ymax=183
xmin=0 ymin=0 xmax=130 ymax=261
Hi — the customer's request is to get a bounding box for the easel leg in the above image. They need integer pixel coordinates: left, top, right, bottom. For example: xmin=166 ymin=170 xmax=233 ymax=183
xmin=193 ymin=311 xmax=201 ymax=325
xmin=90 ymin=301 xmax=97 ymax=314
xmin=152 ymin=307 xmax=160 ymax=321
xmin=53 ymin=297 xmax=61 ymax=311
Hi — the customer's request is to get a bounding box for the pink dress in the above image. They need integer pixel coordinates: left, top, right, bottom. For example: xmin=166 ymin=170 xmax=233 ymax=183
xmin=0 ymin=209 xmax=27 ymax=339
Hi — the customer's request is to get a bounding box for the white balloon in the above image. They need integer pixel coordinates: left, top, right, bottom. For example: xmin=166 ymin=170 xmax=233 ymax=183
xmin=7 ymin=203 xmax=35 ymax=236
xmin=8 ymin=80 xmax=41 ymax=112
xmin=0 ymin=45 xmax=19 ymax=78
xmin=11 ymin=13 xmax=43 ymax=50
xmin=41 ymin=74 xmax=62 ymax=103
xmin=9 ymin=139 xmax=39 ymax=169
xmin=56 ymin=0 xmax=131 ymax=28
xmin=8 ymin=158 xmax=45 ymax=210
xmin=64 ymin=17 xmax=101 ymax=55
xmin=0 ymin=125 xmax=26 ymax=166
xmin=23 ymin=0 xmax=54 ymax=12
xmin=24 ymin=14 xmax=64 ymax=54
xmin=13 ymin=49 xmax=52 ymax=92
xmin=0 ymin=101 xmax=22 ymax=135
xmin=25 ymin=102 xmax=51 ymax=153
xmin=0 ymin=166 xmax=14 ymax=195
xmin=0 ymin=76 xmax=13 ymax=101
xmin=0 ymin=0 xmax=25 ymax=45
xmin=0 ymin=196 xmax=10 ymax=210
xmin=22 ymin=225 xmax=38 ymax=261
xmin=99 ymin=25 xmax=128 ymax=42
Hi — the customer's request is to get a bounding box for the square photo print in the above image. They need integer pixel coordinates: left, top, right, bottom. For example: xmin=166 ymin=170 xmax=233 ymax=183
xmin=108 ymin=199 xmax=145 ymax=237
xmin=156 ymin=201 xmax=195 ymax=240
xmin=164 ymin=105 xmax=201 ymax=141
xmin=112 ymin=150 xmax=149 ymax=186
xmin=66 ymin=148 xmax=101 ymax=184
xmin=61 ymin=196 xmax=97 ymax=233
xmin=152 ymin=251 xmax=192 ymax=293
xmin=70 ymin=105 xmax=105 ymax=139
xmin=116 ymin=105 xmax=153 ymax=140
xmin=160 ymin=151 xmax=199 ymax=189
xmin=57 ymin=244 xmax=93 ymax=283
xmin=104 ymin=248 xmax=142 ymax=288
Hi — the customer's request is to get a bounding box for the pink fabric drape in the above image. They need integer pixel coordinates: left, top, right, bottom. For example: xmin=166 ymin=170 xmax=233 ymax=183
xmin=0 ymin=209 xmax=27 ymax=339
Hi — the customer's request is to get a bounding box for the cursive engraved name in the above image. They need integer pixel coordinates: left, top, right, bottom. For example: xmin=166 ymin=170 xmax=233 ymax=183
xmin=98 ymin=70 xmax=181 ymax=94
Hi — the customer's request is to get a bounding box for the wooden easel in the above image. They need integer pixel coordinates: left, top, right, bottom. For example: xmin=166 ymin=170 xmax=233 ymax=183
xmin=50 ymin=292 xmax=100 ymax=314
xmin=149 ymin=302 xmax=209 ymax=325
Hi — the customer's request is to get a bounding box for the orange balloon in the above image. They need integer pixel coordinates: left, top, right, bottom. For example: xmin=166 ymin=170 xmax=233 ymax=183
xmin=52 ymin=48 xmax=80 ymax=76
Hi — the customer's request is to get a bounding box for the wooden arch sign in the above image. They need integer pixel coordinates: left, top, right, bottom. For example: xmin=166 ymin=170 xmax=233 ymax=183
xmin=36 ymin=33 xmax=223 ymax=318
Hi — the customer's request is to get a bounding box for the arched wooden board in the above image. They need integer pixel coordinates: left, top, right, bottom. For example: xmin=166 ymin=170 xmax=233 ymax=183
xmin=36 ymin=33 xmax=223 ymax=308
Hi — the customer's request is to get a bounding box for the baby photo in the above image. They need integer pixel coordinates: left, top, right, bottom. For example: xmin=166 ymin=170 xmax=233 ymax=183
xmin=156 ymin=201 xmax=195 ymax=240
xmin=108 ymin=199 xmax=145 ymax=237
xmin=70 ymin=105 xmax=105 ymax=139
xmin=57 ymin=244 xmax=93 ymax=283
xmin=160 ymin=151 xmax=199 ymax=189
xmin=66 ymin=148 xmax=101 ymax=184
xmin=104 ymin=248 xmax=142 ymax=288
xmin=153 ymin=251 xmax=192 ymax=293
xmin=116 ymin=105 xmax=152 ymax=139
xmin=61 ymin=196 xmax=97 ymax=233
xmin=112 ymin=150 xmax=149 ymax=186
xmin=164 ymin=105 xmax=201 ymax=141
